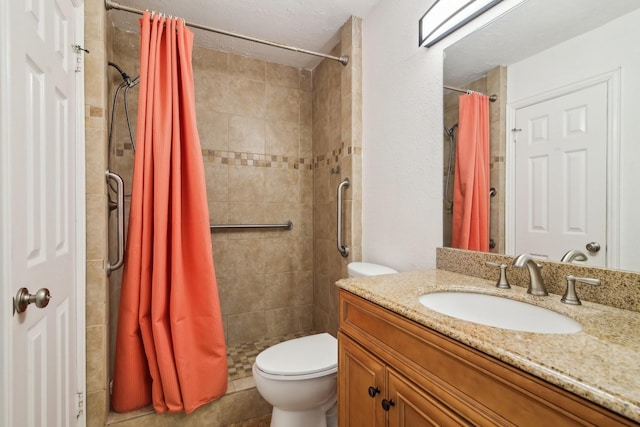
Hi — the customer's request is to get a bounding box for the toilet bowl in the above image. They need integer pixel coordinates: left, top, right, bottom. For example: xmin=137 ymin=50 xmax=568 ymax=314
xmin=253 ymin=263 xmax=396 ymax=427
xmin=253 ymin=333 xmax=338 ymax=427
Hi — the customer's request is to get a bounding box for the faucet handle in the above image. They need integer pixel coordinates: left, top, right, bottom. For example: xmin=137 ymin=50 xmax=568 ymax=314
xmin=485 ymin=262 xmax=511 ymax=289
xmin=561 ymin=275 xmax=601 ymax=305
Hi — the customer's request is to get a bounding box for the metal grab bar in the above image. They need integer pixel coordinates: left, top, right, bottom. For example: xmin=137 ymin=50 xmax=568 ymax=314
xmin=106 ymin=171 xmax=125 ymax=275
xmin=337 ymin=178 xmax=350 ymax=257
xmin=210 ymin=221 xmax=293 ymax=231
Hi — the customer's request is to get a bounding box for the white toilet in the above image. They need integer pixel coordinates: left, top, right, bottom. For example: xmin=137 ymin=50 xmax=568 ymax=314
xmin=252 ymin=262 xmax=397 ymax=427
xmin=347 ymin=261 xmax=398 ymax=278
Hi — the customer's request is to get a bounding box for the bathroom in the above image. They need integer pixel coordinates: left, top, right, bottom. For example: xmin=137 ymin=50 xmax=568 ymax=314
xmin=88 ymin=0 xmax=367 ymax=424
xmin=3 ymin=0 xmax=639 ymax=425
xmin=89 ymin=0 xmax=640 ymax=425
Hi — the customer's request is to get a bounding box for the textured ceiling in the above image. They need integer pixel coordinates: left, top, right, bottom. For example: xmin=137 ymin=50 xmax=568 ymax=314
xmin=444 ymin=0 xmax=640 ymax=87
xmin=106 ymin=0 xmax=382 ymax=69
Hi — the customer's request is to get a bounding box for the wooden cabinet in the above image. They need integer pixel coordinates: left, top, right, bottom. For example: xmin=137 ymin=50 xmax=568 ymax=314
xmin=338 ymin=290 xmax=637 ymax=427
xmin=339 ymin=334 xmax=469 ymax=427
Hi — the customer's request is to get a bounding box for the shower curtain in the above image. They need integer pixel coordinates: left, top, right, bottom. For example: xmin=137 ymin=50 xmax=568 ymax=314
xmin=452 ymin=92 xmax=490 ymax=251
xmin=111 ymin=12 xmax=227 ymax=414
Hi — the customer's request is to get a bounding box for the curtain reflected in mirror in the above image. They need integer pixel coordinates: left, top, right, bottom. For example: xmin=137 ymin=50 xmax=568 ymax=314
xmin=443 ymin=67 xmax=507 ymax=253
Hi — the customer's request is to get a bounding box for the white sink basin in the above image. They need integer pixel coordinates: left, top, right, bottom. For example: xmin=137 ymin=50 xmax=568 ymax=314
xmin=419 ymin=292 xmax=582 ymax=334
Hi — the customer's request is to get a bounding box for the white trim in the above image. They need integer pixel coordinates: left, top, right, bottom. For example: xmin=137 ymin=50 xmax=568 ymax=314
xmin=0 ymin=0 xmax=12 ymax=424
xmin=506 ymin=69 xmax=622 ymax=267
xmin=73 ymin=2 xmax=87 ymax=426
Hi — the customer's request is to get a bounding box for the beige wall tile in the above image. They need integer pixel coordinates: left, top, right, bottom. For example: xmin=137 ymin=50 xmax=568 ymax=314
xmin=265 ymin=307 xmax=300 ymax=337
xmin=228 ymin=77 xmax=266 ymax=118
xmin=264 ymin=271 xmax=313 ymax=310
xmin=86 ymin=325 xmax=106 ymax=392
xmin=229 ymin=116 xmax=265 ymax=154
xmin=265 ymin=120 xmax=298 ymax=157
xmin=266 ymin=85 xmax=300 ymax=122
xmin=264 ymin=167 xmax=299 ymax=204
xmin=193 ymin=47 xmax=229 ymax=74
xmin=214 ymin=239 xmax=266 ymax=278
xmin=300 ymin=69 xmax=313 ymax=92
xmin=299 ymin=124 xmax=313 ymax=159
xmin=266 ymin=62 xmax=300 ymax=89
xmin=228 ymin=165 xmax=265 ymax=202
xmin=227 ymin=311 xmax=267 ymax=345
xmin=86 ymin=260 xmax=107 ymax=327
xmin=229 ymin=54 xmax=266 ymax=82
xmin=197 ymin=72 xmax=232 ymax=115
xmin=218 ymin=274 xmax=265 ymax=316
xmin=197 ymin=110 xmax=229 ymax=152
xmin=86 ymin=194 xmax=107 ymax=260
xmin=205 ymin=163 xmax=229 ymax=202
xmin=86 ymin=390 xmax=108 ymax=427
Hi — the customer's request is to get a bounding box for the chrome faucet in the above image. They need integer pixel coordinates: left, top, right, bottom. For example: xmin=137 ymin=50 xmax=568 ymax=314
xmin=512 ymin=253 xmax=548 ymax=296
xmin=560 ymin=249 xmax=588 ymax=263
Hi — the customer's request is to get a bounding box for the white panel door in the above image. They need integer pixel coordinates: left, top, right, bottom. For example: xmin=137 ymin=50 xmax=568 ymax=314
xmin=2 ymin=0 xmax=82 ymax=426
xmin=514 ymin=82 xmax=607 ymax=266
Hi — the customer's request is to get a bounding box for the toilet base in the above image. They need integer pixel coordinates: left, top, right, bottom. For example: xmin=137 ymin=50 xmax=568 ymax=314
xmin=271 ymin=404 xmax=336 ymax=427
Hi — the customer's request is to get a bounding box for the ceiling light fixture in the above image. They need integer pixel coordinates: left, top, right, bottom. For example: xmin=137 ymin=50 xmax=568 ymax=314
xmin=419 ymin=0 xmax=503 ymax=48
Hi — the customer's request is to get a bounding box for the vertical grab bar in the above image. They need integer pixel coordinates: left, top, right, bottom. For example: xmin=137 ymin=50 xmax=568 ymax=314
xmin=337 ymin=178 xmax=350 ymax=257
xmin=106 ymin=171 xmax=125 ymax=275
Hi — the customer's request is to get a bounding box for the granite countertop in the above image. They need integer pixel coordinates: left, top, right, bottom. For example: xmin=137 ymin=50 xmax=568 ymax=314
xmin=336 ymin=269 xmax=640 ymax=423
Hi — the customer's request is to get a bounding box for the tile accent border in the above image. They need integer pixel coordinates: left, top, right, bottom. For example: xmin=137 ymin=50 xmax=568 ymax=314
xmin=116 ymin=144 xmax=363 ymax=171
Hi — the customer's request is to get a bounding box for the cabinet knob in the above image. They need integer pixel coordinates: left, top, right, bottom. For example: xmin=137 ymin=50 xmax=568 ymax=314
xmin=381 ymin=399 xmax=395 ymax=411
xmin=367 ymin=386 xmax=380 ymax=398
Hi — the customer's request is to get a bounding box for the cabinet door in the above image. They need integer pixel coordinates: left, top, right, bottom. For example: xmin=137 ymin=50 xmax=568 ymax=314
xmin=387 ymin=368 xmax=471 ymax=427
xmin=339 ymin=333 xmax=386 ymax=427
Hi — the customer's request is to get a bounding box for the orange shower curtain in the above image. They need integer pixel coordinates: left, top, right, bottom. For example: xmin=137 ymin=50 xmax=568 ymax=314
xmin=111 ymin=12 xmax=227 ymax=414
xmin=452 ymin=92 xmax=490 ymax=251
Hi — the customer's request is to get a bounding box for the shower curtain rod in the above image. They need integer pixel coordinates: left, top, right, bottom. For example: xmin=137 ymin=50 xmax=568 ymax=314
xmin=444 ymin=85 xmax=497 ymax=102
xmin=104 ymin=0 xmax=349 ymax=66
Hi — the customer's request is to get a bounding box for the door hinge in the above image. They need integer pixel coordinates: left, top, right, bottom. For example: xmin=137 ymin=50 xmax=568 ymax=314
xmin=76 ymin=391 xmax=85 ymax=418
xmin=72 ymin=44 xmax=89 ymax=73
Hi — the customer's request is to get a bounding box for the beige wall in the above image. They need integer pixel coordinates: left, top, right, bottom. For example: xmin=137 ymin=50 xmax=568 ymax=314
xmin=312 ymin=17 xmax=362 ymax=335
xmin=84 ymin=1 xmax=110 ymax=425
xmin=442 ymin=66 xmax=507 ymax=252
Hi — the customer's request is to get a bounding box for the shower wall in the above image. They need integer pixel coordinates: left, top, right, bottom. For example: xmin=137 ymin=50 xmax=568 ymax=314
xmin=312 ymin=17 xmax=363 ymax=335
xmin=84 ymin=1 xmax=111 ymax=425
xmin=108 ymin=28 xmax=316 ymax=367
xmin=98 ymin=15 xmax=361 ymax=425
xmin=442 ymin=66 xmax=507 ymax=252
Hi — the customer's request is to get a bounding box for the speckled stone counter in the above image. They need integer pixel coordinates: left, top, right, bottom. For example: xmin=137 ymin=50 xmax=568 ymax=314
xmin=336 ymin=269 xmax=640 ymax=423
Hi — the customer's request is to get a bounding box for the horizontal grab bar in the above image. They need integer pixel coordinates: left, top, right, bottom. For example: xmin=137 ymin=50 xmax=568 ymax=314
xmin=210 ymin=221 xmax=293 ymax=231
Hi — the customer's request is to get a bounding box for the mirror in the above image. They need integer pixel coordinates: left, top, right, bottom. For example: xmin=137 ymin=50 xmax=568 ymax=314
xmin=442 ymin=0 xmax=640 ymax=272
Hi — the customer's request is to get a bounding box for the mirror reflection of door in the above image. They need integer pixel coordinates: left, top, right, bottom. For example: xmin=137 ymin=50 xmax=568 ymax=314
xmin=513 ymin=82 xmax=608 ymax=266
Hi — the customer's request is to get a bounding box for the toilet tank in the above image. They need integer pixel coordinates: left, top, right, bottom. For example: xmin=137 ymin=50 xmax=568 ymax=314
xmin=348 ymin=262 xmax=397 ymax=278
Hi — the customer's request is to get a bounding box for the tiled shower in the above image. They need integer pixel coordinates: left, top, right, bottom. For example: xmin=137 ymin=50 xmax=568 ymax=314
xmin=442 ymin=66 xmax=507 ymax=253
xmin=84 ymin=0 xmax=362 ymax=424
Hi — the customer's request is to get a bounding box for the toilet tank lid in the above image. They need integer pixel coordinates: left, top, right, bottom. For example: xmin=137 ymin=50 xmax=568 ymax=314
xmin=348 ymin=262 xmax=398 ymax=277
xmin=255 ymin=333 xmax=337 ymax=376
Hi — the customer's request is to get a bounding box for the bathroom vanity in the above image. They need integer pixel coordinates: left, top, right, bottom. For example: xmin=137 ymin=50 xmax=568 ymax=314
xmin=336 ymin=270 xmax=640 ymax=426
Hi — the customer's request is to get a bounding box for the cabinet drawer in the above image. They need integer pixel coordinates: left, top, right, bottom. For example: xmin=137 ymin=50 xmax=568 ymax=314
xmin=339 ymin=290 xmax=636 ymax=426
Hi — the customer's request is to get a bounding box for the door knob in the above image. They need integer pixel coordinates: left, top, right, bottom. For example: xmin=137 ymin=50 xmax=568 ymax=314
xmin=13 ymin=287 xmax=51 ymax=315
xmin=585 ymin=242 xmax=601 ymax=253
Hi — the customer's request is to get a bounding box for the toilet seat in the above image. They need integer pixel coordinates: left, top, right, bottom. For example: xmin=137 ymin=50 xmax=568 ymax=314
xmin=254 ymin=333 xmax=337 ymax=379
